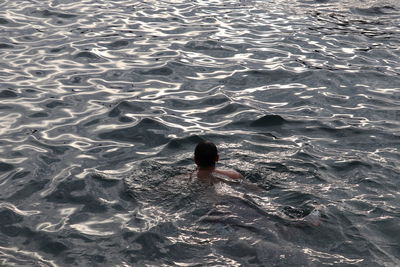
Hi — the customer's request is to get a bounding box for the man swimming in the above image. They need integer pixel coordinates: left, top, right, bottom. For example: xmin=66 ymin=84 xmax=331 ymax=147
xmin=192 ymin=140 xmax=242 ymax=184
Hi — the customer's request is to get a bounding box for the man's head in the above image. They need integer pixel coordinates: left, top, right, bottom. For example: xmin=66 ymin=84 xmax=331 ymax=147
xmin=194 ymin=141 xmax=219 ymax=168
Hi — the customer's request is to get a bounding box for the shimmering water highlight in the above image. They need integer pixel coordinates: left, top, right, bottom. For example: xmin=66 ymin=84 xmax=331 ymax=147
xmin=0 ymin=0 xmax=399 ymax=266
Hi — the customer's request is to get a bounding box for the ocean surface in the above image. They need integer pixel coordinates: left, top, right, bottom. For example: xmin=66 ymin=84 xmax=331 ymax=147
xmin=0 ymin=0 xmax=399 ymax=266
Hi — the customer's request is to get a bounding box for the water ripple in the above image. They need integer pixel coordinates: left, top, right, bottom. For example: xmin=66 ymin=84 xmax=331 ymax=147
xmin=0 ymin=0 xmax=399 ymax=265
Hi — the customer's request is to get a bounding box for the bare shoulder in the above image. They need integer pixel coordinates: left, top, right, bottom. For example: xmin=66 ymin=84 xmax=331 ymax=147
xmin=215 ymin=168 xmax=243 ymax=180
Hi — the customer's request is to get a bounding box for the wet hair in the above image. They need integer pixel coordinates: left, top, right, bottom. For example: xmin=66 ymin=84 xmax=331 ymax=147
xmin=194 ymin=141 xmax=218 ymax=168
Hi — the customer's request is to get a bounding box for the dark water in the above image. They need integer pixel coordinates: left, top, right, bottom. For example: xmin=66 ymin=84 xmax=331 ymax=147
xmin=0 ymin=0 xmax=399 ymax=266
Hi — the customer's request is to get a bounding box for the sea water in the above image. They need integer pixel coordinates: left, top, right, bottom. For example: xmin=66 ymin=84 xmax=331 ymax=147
xmin=0 ymin=0 xmax=399 ymax=266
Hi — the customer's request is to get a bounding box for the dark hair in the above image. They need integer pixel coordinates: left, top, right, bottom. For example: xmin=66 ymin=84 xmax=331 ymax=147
xmin=194 ymin=141 xmax=218 ymax=168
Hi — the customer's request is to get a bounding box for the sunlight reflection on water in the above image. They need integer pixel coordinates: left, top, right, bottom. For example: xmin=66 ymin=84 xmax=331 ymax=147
xmin=0 ymin=0 xmax=399 ymax=266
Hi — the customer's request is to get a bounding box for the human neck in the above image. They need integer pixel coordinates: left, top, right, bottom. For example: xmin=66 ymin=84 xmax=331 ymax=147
xmin=197 ymin=166 xmax=215 ymax=172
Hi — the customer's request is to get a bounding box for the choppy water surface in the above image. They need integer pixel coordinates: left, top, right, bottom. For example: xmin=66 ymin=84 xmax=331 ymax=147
xmin=0 ymin=0 xmax=399 ymax=265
